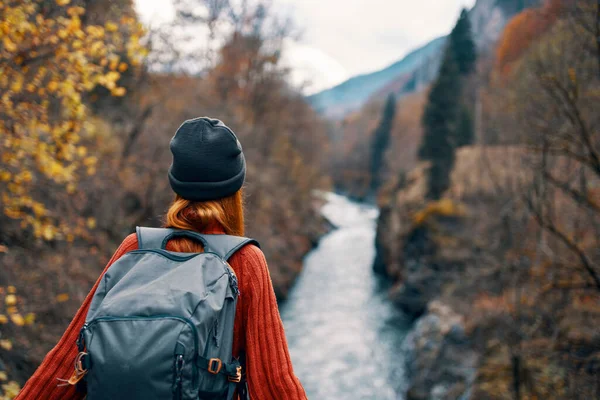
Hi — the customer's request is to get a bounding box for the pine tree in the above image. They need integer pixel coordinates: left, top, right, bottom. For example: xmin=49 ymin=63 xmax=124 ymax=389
xmin=419 ymin=53 xmax=461 ymax=199
xmin=455 ymin=106 xmax=474 ymax=148
xmin=418 ymin=8 xmax=476 ymax=199
xmin=370 ymin=93 xmax=396 ymax=193
xmin=450 ymin=8 xmax=477 ymax=149
xmin=449 ymin=9 xmax=477 ymax=76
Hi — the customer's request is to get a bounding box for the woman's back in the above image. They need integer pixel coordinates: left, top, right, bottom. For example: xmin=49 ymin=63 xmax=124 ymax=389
xmin=16 ymin=231 xmax=306 ymax=400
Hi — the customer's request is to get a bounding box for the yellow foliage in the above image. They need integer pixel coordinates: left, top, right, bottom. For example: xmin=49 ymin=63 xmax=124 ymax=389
xmin=9 ymin=314 xmax=24 ymax=326
xmin=3 ymin=37 xmax=17 ymax=52
xmin=24 ymin=312 xmax=36 ymax=325
xmin=0 ymin=286 xmax=35 ymax=333
xmin=105 ymin=22 xmax=118 ymax=32
xmin=0 ymin=381 xmax=21 ymax=400
xmin=0 ymin=1 xmax=146 ymax=240
xmin=46 ymin=81 xmax=59 ymax=92
xmin=412 ymin=199 xmax=467 ymax=226
xmin=0 ymin=372 xmax=6 ymax=381
xmin=4 ymin=295 xmax=16 ymax=307
xmin=111 ymin=87 xmax=127 ymax=96
xmin=0 ymin=340 xmax=12 ymax=351
xmin=56 ymin=293 xmax=70 ymax=302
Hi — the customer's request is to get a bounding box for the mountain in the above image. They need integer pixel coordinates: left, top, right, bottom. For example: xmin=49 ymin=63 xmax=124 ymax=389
xmin=307 ymin=37 xmax=445 ymax=119
xmin=308 ymin=0 xmax=541 ymax=118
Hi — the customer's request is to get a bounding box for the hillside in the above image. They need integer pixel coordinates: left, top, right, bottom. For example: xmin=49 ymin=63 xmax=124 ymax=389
xmin=373 ymin=1 xmax=600 ymax=398
xmin=308 ymin=0 xmax=541 ymax=118
xmin=308 ymin=37 xmax=445 ymax=119
xmin=376 ymin=145 xmax=600 ymax=399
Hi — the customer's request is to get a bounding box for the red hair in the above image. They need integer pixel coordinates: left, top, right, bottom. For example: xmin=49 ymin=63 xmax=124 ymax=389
xmin=164 ymin=190 xmax=245 ymax=252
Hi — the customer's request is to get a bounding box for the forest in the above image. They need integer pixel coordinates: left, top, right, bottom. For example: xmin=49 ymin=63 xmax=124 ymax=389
xmin=1 ymin=0 xmax=599 ymax=399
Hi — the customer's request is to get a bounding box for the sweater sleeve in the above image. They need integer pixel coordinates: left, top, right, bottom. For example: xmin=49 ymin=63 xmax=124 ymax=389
xmin=15 ymin=234 xmax=139 ymax=400
xmin=236 ymin=245 xmax=307 ymax=400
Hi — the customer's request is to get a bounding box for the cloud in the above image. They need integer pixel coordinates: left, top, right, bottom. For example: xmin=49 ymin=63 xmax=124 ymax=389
xmin=278 ymin=0 xmax=476 ymax=77
xmin=135 ymin=0 xmax=175 ymax=25
xmin=282 ymin=40 xmax=350 ymax=94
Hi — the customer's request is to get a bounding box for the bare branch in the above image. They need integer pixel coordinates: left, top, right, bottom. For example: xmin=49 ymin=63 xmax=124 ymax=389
xmin=121 ymin=104 xmax=157 ymax=162
xmin=543 ymin=170 xmax=600 ymax=213
xmin=525 ymin=192 xmax=600 ymax=291
xmin=544 ymin=78 xmax=600 ymax=177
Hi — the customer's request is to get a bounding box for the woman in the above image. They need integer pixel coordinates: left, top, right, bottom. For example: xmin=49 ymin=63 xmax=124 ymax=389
xmin=16 ymin=117 xmax=307 ymax=399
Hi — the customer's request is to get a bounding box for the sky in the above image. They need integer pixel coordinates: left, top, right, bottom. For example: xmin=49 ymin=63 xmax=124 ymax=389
xmin=134 ymin=0 xmax=476 ymax=94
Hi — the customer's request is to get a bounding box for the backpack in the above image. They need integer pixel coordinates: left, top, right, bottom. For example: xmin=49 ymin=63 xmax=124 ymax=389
xmin=76 ymin=227 xmax=258 ymax=400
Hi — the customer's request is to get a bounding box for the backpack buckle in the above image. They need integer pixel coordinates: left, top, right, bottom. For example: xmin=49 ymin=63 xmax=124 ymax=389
xmin=207 ymin=358 xmax=222 ymax=374
xmin=228 ymin=365 xmax=242 ymax=383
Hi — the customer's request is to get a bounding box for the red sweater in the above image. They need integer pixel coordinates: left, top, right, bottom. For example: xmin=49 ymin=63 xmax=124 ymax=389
xmin=16 ymin=232 xmax=306 ymax=400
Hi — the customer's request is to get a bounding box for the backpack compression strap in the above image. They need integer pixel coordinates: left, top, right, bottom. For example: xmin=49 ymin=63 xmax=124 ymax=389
xmin=136 ymin=227 xmax=260 ymax=261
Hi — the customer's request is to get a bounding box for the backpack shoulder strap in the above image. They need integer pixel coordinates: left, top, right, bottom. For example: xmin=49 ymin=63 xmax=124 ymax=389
xmin=136 ymin=227 xmax=259 ymax=261
xmin=198 ymin=234 xmax=260 ymax=261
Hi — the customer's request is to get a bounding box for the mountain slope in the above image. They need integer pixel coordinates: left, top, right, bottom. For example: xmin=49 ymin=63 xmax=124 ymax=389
xmin=308 ymin=0 xmax=541 ymax=118
xmin=307 ymin=37 xmax=445 ymax=119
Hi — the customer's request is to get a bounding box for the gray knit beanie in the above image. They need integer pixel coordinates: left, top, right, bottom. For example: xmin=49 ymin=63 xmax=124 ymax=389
xmin=168 ymin=117 xmax=246 ymax=201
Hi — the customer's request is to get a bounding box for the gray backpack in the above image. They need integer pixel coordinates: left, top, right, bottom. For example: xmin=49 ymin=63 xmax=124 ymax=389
xmin=76 ymin=227 xmax=258 ymax=400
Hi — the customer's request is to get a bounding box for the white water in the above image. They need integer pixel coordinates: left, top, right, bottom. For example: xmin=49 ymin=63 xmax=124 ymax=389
xmin=281 ymin=193 xmax=410 ymax=399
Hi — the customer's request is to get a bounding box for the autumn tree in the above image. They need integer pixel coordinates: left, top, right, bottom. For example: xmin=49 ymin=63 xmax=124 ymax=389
xmin=496 ymin=0 xmax=568 ymax=75
xmin=491 ymin=2 xmax=600 ymax=397
xmin=370 ymin=94 xmax=396 ymax=193
xmin=0 ymin=0 xmax=146 ymax=241
xmin=0 ymin=1 xmax=147 ymax=395
xmin=515 ymin=0 xmax=600 ymax=290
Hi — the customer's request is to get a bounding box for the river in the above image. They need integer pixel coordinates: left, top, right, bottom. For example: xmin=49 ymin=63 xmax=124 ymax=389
xmin=281 ymin=193 xmax=411 ymax=400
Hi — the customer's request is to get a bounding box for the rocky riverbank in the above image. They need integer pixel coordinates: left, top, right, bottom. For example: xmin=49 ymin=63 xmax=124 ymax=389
xmin=403 ymin=301 xmax=477 ymax=400
xmin=374 ymin=147 xmax=600 ymax=400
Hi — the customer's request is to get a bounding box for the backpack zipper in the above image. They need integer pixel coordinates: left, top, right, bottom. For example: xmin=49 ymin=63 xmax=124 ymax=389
xmin=78 ymin=323 xmax=88 ymax=351
xmin=221 ymin=260 xmax=240 ymax=296
xmin=212 ymin=319 xmax=219 ymax=348
xmin=174 ymin=353 xmax=184 ymax=400
xmin=83 ymin=315 xmax=199 ymax=354
xmin=128 ymin=249 xmax=201 ymax=262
